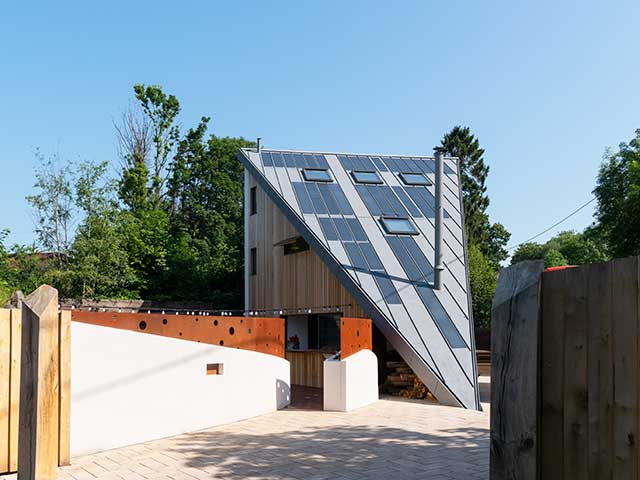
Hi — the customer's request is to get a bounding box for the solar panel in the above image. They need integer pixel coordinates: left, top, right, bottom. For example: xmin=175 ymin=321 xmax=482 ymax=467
xmin=282 ymin=153 xmax=296 ymax=168
xmin=333 ymin=218 xmax=354 ymax=241
xmin=372 ymin=273 xmax=401 ymax=304
xmin=380 ymin=186 xmax=409 ymax=216
xmin=315 ymin=154 xmax=330 ymax=169
xmin=386 ymin=236 xmax=425 ymax=283
xmin=292 ymin=182 xmax=314 ymax=214
xmin=305 ymin=183 xmax=328 ymax=214
xmin=344 ymin=242 xmax=367 ymax=270
xmin=272 ymin=152 xmax=285 ymax=167
xmin=337 ymin=155 xmax=353 ymax=171
xmin=367 ymin=186 xmax=396 ymax=216
xmin=415 ymin=285 xmax=466 ymax=348
xmin=355 ymin=185 xmax=382 ymax=216
xmin=303 ymin=154 xmax=318 ymax=168
xmin=371 ymin=156 xmax=388 ymax=172
xmin=392 ymin=186 xmax=422 ymax=217
xmin=317 ymin=183 xmax=341 ymax=215
xmin=261 ymin=152 xmax=274 ymax=167
xmin=401 ymin=237 xmax=434 ymax=282
xmin=317 ymin=218 xmax=338 ymax=241
xmin=358 ymin=156 xmax=377 ymax=171
xmin=302 ymin=168 xmax=333 ymax=182
xmin=346 ymin=218 xmax=368 ymax=242
xmin=380 ymin=217 xmax=419 ymax=235
xmin=328 ymin=184 xmax=354 ymax=215
xmin=359 ymin=242 xmax=384 ymax=270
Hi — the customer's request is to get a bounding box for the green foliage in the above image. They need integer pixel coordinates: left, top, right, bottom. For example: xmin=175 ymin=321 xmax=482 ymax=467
xmin=468 ymin=244 xmax=498 ymax=329
xmin=511 ymin=230 xmax=608 ymax=267
xmin=593 ymin=129 xmax=640 ymax=257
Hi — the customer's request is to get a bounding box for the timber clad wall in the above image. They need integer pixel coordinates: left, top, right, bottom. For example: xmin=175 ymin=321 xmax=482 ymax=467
xmin=247 ymin=175 xmax=365 ymax=317
xmin=491 ymin=257 xmax=640 ymax=480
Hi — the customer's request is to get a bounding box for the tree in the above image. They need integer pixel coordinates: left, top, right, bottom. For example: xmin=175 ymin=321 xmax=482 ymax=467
xmin=510 ymin=230 xmax=608 ymax=267
xmin=593 ymin=128 xmax=640 ymax=257
xmin=435 ymin=126 xmax=510 ymax=266
xmin=467 ymin=244 xmax=497 ymax=329
xmin=26 ymin=150 xmax=75 ymax=262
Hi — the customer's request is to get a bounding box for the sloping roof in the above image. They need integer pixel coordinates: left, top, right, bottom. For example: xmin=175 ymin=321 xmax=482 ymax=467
xmin=238 ymin=148 xmax=480 ymax=410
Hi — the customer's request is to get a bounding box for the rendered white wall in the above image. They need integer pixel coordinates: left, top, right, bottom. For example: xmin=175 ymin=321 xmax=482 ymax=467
xmin=70 ymin=322 xmax=290 ymax=456
xmin=323 ymin=349 xmax=378 ymax=412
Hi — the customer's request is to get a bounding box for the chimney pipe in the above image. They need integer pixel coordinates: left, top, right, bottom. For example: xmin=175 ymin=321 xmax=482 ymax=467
xmin=434 ymin=151 xmax=444 ymax=290
xmin=256 ymin=137 xmax=262 ymax=153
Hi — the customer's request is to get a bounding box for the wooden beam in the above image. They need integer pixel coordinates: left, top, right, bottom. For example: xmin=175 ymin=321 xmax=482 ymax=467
xmin=0 ymin=309 xmax=10 ymax=474
xmin=490 ymin=260 xmax=543 ymax=480
xmin=9 ymin=309 xmax=21 ymax=473
xmin=58 ymin=310 xmax=71 ymax=466
xmin=18 ymin=285 xmax=60 ymax=480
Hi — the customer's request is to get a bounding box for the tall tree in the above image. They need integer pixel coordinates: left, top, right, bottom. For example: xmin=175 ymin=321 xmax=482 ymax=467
xmin=511 ymin=230 xmax=608 ymax=267
xmin=26 ymin=150 xmax=75 ymax=261
xmin=593 ymin=128 xmax=640 ymax=257
xmin=435 ymin=126 xmax=489 ymax=244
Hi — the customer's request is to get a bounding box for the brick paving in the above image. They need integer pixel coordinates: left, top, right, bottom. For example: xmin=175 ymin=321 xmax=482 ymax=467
xmin=3 ymin=379 xmax=490 ymax=480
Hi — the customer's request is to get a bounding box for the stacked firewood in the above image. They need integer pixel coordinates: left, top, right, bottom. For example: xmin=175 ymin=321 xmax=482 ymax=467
xmin=382 ymin=360 xmax=435 ymax=400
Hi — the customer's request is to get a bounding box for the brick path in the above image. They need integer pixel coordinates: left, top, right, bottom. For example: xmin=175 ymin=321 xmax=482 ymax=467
xmin=3 ymin=385 xmax=489 ymax=480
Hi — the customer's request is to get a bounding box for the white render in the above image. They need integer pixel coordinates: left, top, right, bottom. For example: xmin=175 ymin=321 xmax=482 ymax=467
xmin=323 ymin=349 xmax=379 ymax=412
xmin=70 ymin=322 xmax=290 ymax=456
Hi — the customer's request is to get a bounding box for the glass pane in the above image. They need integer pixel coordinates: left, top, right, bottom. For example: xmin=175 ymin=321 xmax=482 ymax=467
xmin=317 ymin=183 xmax=341 ymax=215
xmin=355 ymin=185 xmax=382 ymax=216
xmin=399 ymin=172 xmax=432 ymax=186
xmin=381 ymin=217 xmax=419 ymax=235
xmin=306 ymin=183 xmax=328 ymax=214
xmin=346 ymin=218 xmax=368 ymax=242
xmin=333 ymin=218 xmax=353 ymax=241
xmin=392 ymin=186 xmax=422 ymax=217
xmin=302 ymin=168 xmax=333 ymax=182
xmin=318 ymin=218 xmax=339 ymax=241
xmin=359 ymin=242 xmax=384 ymax=270
xmin=328 ymin=184 xmax=354 ymax=215
xmin=344 ymin=242 xmax=367 ymax=270
xmin=372 ymin=274 xmax=401 ymax=304
xmin=351 ymin=170 xmax=383 ymax=184
xmin=292 ymin=182 xmax=314 ymax=214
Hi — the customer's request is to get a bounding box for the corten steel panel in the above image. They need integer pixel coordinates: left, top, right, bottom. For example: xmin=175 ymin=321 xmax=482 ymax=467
xmin=71 ymin=311 xmax=285 ymax=358
xmin=340 ymin=317 xmax=372 ymax=360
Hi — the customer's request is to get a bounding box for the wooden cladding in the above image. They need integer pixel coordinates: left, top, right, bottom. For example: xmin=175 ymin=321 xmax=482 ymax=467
xmin=247 ymin=176 xmax=366 ymax=318
xmin=285 ymin=350 xmax=326 ymax=388
xmin=71 ymin=311 xmax=285 ymax=358
xmin=491 ymin=257 xmax=640 ymax=480
xmin=340 ymin=317 xmax=372 ymax=360
xmin=0 ymin=287 xmax=71 ymax=477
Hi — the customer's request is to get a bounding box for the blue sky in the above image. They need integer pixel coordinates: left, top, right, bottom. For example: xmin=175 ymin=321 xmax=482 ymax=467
xmin=1 ymin=1 xmax=639 ymax=252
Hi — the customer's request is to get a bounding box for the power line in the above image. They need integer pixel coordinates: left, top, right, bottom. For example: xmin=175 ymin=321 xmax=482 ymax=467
xmin=505 ymin=196 xmax=596 ymax=251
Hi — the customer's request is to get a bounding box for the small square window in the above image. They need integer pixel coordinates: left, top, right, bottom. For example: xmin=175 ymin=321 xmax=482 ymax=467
xmin=284 ymin=237 xmax=310 ymax=255
xmin=380 ymin=217 xmax=419 ymax=235
xmin=250 ymin=248 xmax=257 ymax=275
xmin=250 ymin=186 xmax=257 ymax=215
xmin=302 ymin=168 xmax=333 ymax=182
xmin=399 ymin=172 xmax=432 ymax=186
xmin=351 ymin=170 xmax=383 ymax=184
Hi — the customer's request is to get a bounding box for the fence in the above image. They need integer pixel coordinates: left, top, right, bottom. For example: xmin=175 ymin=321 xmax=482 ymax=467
xmin=491 ymin=257 xmax=640 ymax=480
xmin=0 ymin=285 xmax=71 ymax=477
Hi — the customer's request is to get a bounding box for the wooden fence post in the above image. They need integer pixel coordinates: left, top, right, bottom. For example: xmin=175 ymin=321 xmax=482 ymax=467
xmin=18 ymin=285 xmax=60 ymax=480
xmin=490 ymin=260 xmax=544 ymax=480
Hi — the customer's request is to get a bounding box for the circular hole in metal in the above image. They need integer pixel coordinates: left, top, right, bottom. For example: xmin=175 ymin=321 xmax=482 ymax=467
xmin=195 ymin=317 xmax=199 ymax=322
xmin=240 ymin=319 xmax=243 ymax=324
xmin=219 ymin=340 xmax=224 ymax=346
xmin=162 ymin=319 xmax=168 ymax=325
xmin=139 ymin=321 xmax=147 ymax=330
xmin=248 ymin=328 xmax=252 ymax=334
xmin=356 ymin=330 xmax=360 ymax=337
xmin=229 ymin=327 xmax=235 ymax=335
xmin=179 ymin=332 xmax=183 ymax=336
xmin=214 ymin=320 xmax=219 ymax=326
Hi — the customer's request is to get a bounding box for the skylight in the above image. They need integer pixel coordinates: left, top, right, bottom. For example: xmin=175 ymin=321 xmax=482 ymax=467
xmin=302 ymin=168 xmax=333 ymax=182
xmin=399 ymin=172 xmax=432 ymax=186
xmin=351 ymin=170 xmax=383 ymax=184
xmin=380 ymin=217 xmax=419 ymax=235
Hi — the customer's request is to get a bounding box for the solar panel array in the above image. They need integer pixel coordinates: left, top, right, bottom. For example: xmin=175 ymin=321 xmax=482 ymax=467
xmin=239 ymin=149 xmax=479 ymax=409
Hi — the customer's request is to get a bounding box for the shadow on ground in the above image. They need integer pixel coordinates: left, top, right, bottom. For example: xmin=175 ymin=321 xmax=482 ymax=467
xmin=171 ymin=421 xmax=488 ymax=479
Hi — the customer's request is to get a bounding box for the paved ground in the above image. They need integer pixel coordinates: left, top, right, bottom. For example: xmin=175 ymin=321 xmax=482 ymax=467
xmin=4 ymin=378 xmax=490 ymax=480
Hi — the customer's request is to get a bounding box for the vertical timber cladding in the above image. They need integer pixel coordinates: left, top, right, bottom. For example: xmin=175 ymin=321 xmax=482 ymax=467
xmin=71 ymin=311 xmax=285 ymax=358
xmin=536 ymin=257 xmax=639 ymax=480
xmin=247 ymin=174 xmax=366 ymax=318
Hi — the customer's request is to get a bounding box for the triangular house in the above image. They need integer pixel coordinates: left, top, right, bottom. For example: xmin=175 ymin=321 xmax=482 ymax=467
xmin=238 ymin=147 xmax=480 ymax=410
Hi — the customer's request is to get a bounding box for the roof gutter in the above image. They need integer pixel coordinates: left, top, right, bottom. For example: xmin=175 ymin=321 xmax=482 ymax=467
xmin=434 ymin=151 xmax=445 ymax=290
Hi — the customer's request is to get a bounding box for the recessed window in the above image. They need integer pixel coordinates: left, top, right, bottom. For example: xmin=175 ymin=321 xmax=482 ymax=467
xmin=399 ymin=172 xmax=432 ymax=186
xmin=250 ymin=186 xmax=257 ymax=215
xmin=351 ymin=170 xmax=383 ymax=184
xmin=284 ymin=237 xmax=310 ymax=255
xmin=380 ymin=217 xmax=419 ymax=235
xmin=250 ymin=248 xmax=257 ymax=275
xmin=302 ymin=168 xmax=333 ymax=182
xmin=206 ymin=363 xmax=224 ymax=375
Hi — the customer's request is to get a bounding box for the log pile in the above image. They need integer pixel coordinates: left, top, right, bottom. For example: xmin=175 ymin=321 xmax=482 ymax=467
xmin=382 ymin=360 xmax=435 ymax=400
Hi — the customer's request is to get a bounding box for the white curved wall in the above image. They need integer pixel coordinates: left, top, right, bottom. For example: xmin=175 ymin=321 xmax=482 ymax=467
xmin=70 ymin=322 xmax=290 ymax=456
xmin=323 ymin=349 xmax=378 ymax=412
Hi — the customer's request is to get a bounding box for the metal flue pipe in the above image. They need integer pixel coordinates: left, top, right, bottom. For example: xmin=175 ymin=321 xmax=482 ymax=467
xmin=256 ymin=137 xmax=262 ymax=153
xmin=434 ymin=151 xmax=445 ymax=290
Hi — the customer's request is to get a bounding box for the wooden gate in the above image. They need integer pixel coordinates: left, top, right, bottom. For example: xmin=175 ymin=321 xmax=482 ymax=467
xmin=491 ymin=257 xmax=640 ymax=480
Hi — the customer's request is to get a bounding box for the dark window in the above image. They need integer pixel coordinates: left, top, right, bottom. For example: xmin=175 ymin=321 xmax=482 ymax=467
xmin=283 ymin=237 xmax=310 ymax=255
xmin=380 ymin=217 xmax=419 ymax=235
xmin=351 ymin=170 xmax=383 ymax=184
xmin=302 ymin=168 xmax=333 ymax=182
xmin=399 ymin=172 xmax=432 ymax=186
xmin=250 ymin=186 xmax=257 ymax=215
xmin=250 ymin=248 xmax=257 ymax=275
xmin=307 ymin=314 xmax=341 ymax=351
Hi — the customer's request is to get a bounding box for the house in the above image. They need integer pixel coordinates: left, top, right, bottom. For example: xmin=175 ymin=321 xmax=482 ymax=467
xmin=238 ymin=146 xmax=480 ymax=410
